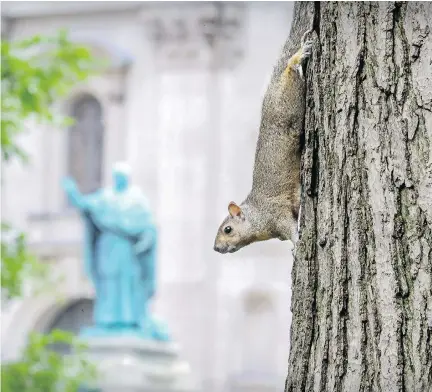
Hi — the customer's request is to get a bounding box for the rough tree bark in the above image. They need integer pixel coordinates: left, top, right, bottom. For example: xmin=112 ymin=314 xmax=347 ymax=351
xmin=277 ymin=2 xmax=432 ymax=392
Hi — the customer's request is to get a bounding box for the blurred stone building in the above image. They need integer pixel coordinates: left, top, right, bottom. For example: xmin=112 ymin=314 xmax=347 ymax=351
xmin=1 ymin=2 xmax=295 ymax=391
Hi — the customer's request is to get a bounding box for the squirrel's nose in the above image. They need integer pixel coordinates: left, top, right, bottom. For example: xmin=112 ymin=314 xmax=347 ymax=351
xmin=214 ymin=244 xmax=226 ymax=253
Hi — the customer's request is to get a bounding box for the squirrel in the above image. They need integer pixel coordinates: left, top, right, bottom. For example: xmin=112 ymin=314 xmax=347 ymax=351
xmin=213 ymin=32 xmax=314 ymax=254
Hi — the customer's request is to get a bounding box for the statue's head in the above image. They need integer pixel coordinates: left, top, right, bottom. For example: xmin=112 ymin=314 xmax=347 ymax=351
xmin=112 ymin=162 xmax=131 ymax=192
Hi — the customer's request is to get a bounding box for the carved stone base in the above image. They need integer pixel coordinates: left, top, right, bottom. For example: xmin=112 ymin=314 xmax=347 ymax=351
xmin=80 ymin=336 xmax=198 ymax=392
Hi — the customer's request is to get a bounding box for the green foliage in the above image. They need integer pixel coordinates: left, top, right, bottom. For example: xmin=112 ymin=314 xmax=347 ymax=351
xmin=1 ymin=223 xmax=48 ymax=299
xmin=1 ymin=29 xmax=94 ymax=163
xmin=1 ymin=30 xmax=98 ymax=392
xmin=1 ymin=330 xmax=97 ymax=392
xmin=1 ymin=29 xmax=95 ymax=298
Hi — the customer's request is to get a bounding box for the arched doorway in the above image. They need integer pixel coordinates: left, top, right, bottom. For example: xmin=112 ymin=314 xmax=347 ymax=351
xmin=44 ymin=298 xmax=94 ymax=354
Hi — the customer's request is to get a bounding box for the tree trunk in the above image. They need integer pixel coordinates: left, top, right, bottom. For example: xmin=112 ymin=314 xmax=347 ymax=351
xmin=283 ymin=2 xmax=432 ymax=391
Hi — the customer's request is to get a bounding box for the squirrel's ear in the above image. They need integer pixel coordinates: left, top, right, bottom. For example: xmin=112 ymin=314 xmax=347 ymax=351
xmin=228 ymin=202 xmax=242 ymax=218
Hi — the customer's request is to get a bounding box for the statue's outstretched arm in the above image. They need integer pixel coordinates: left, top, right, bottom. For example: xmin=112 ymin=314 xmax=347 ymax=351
xmin=62 ymin=177 xmax=88 ymax=210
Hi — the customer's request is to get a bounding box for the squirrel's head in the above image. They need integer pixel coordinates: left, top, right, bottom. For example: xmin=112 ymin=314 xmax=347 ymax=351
xmin=213 ymin=201 xmax=271 ymax=254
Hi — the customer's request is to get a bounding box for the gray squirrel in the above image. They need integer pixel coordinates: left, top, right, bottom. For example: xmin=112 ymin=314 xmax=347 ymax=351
xmin=214 ymin=32 xmax=314 ymax=254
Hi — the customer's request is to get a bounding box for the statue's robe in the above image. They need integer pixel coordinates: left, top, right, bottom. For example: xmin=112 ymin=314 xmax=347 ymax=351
xmin=80 ymin=186 xmax=157 ymax=329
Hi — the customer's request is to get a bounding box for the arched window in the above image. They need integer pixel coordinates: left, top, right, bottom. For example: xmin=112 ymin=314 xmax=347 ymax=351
xmin=44 ymin=299 xmax=94 ymax=354
xmin=68 ymin=94 xmax=104 ymax=195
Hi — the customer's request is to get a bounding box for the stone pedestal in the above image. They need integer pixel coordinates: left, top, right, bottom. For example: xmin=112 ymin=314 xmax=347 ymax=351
xmin=81 ymin=336 xmax=198 ymax=392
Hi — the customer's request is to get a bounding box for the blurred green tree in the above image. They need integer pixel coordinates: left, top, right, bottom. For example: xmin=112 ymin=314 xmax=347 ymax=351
xmin=1 ymin=30 xmax=98 ymax=392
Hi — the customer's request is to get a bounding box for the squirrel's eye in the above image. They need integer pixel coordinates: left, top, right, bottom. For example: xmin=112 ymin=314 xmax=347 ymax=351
xmin=224 ymin=226 xmax=232 ymax=234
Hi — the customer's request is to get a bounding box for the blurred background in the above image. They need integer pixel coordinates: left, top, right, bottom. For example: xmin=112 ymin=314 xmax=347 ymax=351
xmin=1 ymin=2 xmax=295 ymax=391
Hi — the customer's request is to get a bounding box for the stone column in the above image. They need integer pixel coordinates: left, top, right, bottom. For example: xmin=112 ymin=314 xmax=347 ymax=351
xmin=140 ymin=4 xmax=245 ymax=391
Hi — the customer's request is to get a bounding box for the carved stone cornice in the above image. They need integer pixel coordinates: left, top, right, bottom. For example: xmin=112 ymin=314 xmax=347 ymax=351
xmin=141 ymin=3 xmax=245 ymax=70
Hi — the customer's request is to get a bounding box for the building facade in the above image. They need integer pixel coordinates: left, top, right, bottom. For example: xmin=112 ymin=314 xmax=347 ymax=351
xmin=1 ymin=2 xmax=295 ymax=391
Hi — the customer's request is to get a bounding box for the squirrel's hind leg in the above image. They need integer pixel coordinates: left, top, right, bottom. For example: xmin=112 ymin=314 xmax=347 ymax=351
xmin=284 ymin=34 xmax=314 ymax=81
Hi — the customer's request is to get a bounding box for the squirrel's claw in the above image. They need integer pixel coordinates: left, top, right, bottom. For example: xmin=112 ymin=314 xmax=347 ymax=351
xmin=301 ymin=40 xmax=313 ymax=60
xmin=301 ymin=28 xmax=314 ymax=46
xmin=296 ymin=40 xmax=313 ymax=80
xmin=300 ymin=27 xmax=315 ymax=63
